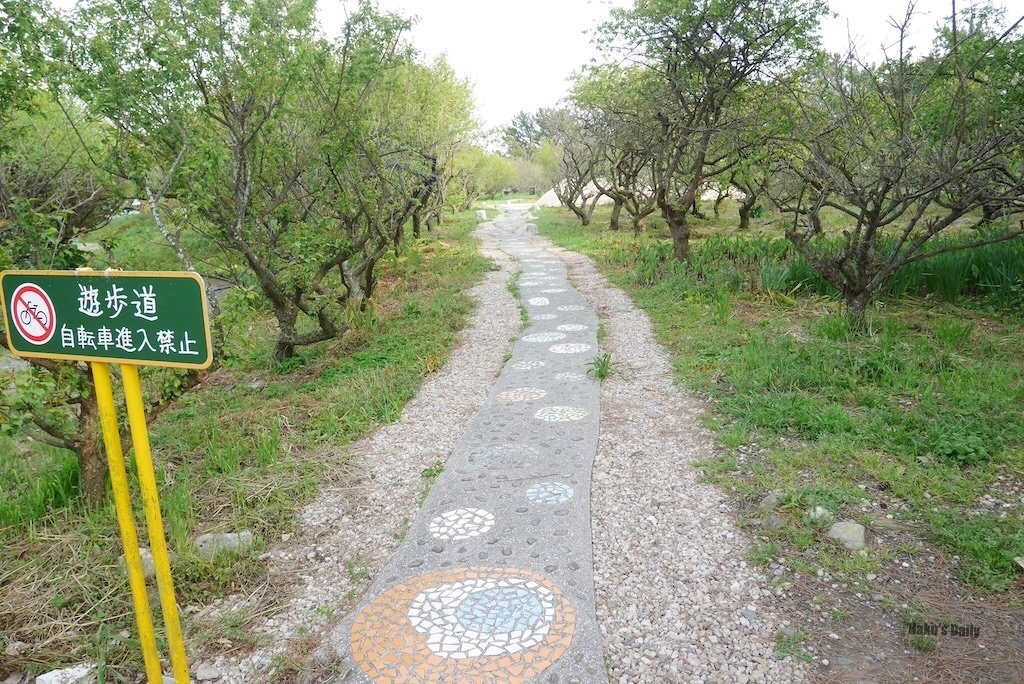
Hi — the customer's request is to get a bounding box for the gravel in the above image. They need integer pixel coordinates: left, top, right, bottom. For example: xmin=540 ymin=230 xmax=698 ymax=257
xmin=544 ymin=231 xmax=808 ymax=683
xmin=195 ymin=225 xmax=520 ymax=682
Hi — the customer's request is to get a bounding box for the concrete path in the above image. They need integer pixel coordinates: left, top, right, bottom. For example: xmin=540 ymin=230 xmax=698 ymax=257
xmin=318 ymin=206 xmax=607 ymax=682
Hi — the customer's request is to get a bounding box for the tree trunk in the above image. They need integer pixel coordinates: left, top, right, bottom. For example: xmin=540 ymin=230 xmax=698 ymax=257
xmin=609 ymin=198 xmax=623 ymax=231
xmin=412 ymin=211 xmax=423 ymax=239
xmin=76 ymin=399 xmax=107 ymax=505
xmin=669 ymin=216 xmax=690 ymax=261
xmin=632 ymin=215 xmax=644 ymax=236
xmin=847 ymin=292 xmax=871 ymax=331
xmin=738 ymin=193 xmax=756 ymax=231
xmin=273 ymin=338 xmax=295 ymax=362
xmin=658 ymin=189 xmax=691 ymax=261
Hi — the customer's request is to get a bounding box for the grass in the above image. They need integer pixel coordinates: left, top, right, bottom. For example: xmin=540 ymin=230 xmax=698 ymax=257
xmin=537 ymin=203 xmax=1024 ymax=593
xmin=587 ymin=353 xmax=613 ymax=380
xmin=0 ymin=209 xmax=490 ymax=675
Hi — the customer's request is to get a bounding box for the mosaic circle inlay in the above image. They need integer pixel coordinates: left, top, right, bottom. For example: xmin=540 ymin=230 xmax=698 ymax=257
xmin=520 ymin=281 xmax=541 ymax=287
xmin=527 ymin=482 xmax=575 ymax=504
xmin=556 ymin=324 xmax=588 ymax=332
xmin=534 ymin=406 xmax=589 ymax=422
xmin=531 ymin=314 xmax=557 ymax=321
xmin=351 ymin=567 xmax=575 ymax=681
xmin=467 ymin=444 xmax=539 ymax=468
xmin=556 ymin=372 xmax=587 ymax=381
xmin=511 ymin=360 xmax=545 ymax=370
xmin=549 ymin=343 xmax=592 ymax=354
xmin=527 ymin=297 xmax=550 ymax=306
xmin=496 ymin=387 xmax=547 ymax=403
xmin=523 ymin=332 xmax=566 ymax=343
xmin=429 ymin=508 xmax=494 ymax=540
xmin=558 ymin=305 xmax=586 ymax=312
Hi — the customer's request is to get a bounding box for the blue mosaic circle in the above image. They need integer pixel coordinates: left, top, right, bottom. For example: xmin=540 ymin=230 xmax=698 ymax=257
xmin=455 ymin=587 xmax=544 ymax=634
xmin=527 ymin=482 xmax=575 ymax=504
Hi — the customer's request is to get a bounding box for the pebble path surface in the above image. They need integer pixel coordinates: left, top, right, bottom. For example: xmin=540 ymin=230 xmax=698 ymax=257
xmin=318 ymin=206 xmax=608 ymax=682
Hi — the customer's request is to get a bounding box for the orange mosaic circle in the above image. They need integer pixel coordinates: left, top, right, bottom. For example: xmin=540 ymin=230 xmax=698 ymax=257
xmin=350 ymin=567 xmax=576 ymax=682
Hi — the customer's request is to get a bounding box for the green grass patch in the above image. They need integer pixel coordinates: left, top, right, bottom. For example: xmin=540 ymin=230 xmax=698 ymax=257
xmin=538 ymin=204 xmax=1024 ymax=593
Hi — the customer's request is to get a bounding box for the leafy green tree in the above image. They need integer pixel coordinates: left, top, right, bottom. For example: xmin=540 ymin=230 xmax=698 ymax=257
xmin=598 ymin=0 xmax=825 ymax=259
xmin=770 ymin=9 xmax=1024 ymax=328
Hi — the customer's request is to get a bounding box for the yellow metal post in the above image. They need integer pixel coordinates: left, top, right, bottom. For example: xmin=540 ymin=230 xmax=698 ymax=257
xmin=120 ymin=363 xmax=190 ymax=683
xmin=90 ymin=362 xmax=164 ymax=683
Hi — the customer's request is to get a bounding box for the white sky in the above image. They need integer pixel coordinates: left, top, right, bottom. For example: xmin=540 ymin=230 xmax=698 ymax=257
xmin=320 ymin=0 xmax=1022 ymax=130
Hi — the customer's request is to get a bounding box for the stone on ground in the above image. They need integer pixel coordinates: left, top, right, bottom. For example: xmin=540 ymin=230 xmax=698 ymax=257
xmin=195 ymin=531 xmax=254 ymax=558
xmin=35 ymin=665 xmax=95 ymax=684
xmin=827 ymin=521 xmax=867 ymax=550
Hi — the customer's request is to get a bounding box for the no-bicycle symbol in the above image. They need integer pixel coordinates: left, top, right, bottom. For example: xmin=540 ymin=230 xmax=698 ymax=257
xmin=11 ymin=283 xmax=56 ymax=345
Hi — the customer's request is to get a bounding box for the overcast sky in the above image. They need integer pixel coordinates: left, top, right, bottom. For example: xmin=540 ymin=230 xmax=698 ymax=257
xmin=319 ymin=0 xmax=1022 ymax=130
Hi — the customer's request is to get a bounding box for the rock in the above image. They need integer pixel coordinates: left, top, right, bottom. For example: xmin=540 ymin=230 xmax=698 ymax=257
xmin=762 ymin=512 xmax=784 ymax=530
xmin=869 ymin=517 xmax=911 ymax=531
xmin=120 ymin=546 xmax=156 ymax=578
xmin=1014 ymin=556 xmax=1024 ymax=571
xmin=36 ymin=664 xmax=96 ymax=684
xmin=742 ymin=607 xmax=757 ymax=621
xmin=193 ymin=662 xmax=222 ymax=681
xmin=645 ymin=409 xmax=664 ymax=419
xmin=807 ymin=506 xmax=833 ymax=522
xmin=827 ymin=521 xmax=866 ymax=551
xmin=866 ymin=573 xmax=877 ymax=581
xmin=475 ymin=210 xmax=488 ymax=221
xmin=759 ymin=491 xmax=784 ymax=511
xmin=195 ymin=531 xmax=255 ymax=559
xmin=3 ymin=640 xmax=27 ymax=657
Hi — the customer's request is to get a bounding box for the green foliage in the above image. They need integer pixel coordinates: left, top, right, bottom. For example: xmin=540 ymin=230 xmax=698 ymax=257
xmin=539 ymin=205 xmax=1024 ymax=592
xmin=587 ymin=353 xmax=613 ymax=380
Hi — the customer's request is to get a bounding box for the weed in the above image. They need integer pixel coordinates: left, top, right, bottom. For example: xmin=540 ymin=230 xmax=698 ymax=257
xmin=418 ymin=460 xmax=444 ymax=505
xmin=345 ymin=554 xmax=371 ymax=583
xmin=746 ymin=542 xmax=781 ymax=567
xmin=587 ymin=353 xmax=613 ymax=380
xmin=909 ymin=634 xmax=937 ymax=652
xmin=774 ymin=631 xmax=813 ymax=663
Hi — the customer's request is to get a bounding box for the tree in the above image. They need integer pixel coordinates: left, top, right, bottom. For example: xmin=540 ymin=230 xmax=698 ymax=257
xmin=65 ymin=0 xmax=456 ymax=361
xmin=770 ymin=8 xmax=1024 ymax=328
xmin=572 ymin=65 xmax=660 ymax=233
xmin=0 ymin=97 xmax=122 ymax=504
xmin=599 ymin=0 xmax=825 ymax=259
xmin=537 ymin=112 xmax=605 ymax=227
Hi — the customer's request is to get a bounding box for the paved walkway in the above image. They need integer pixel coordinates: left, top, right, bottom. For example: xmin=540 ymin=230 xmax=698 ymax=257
xmin=320 ymin=206 xmax=607 ymax=682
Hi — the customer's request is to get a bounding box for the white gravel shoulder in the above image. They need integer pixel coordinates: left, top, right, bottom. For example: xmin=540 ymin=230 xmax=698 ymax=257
xmin=193 ymin=229 xmax=520 ymax=683
xmin=545 ymin=238 xmax=808 ymax=683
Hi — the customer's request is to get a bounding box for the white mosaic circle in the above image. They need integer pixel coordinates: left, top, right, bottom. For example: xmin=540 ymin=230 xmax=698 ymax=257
xmin=511 ymin=360 xmax=545 ymax=370
xmin=532 ymin=314 xmax=557 ymax=321
xmin=528 ymin=297 xmax=550 ymax=306
xmin=467 ymin=443 xmax=539 ymax=467
xmin=558 ymin=305 xmax=586 ymax=312
xmin=526 ymin=482 xmax=575 ymax=504
xmin=556 ymin=372 xmax=587 ymax=381
xmin=534 ymin=406 xmax=589 ymax=422
xmin=408 ymin=577 xmax=557 ymax=659
xmin=541 ymin=288 xmax=567 ymax=293
xmin=556 ymin=324 xmax=588 ymax=332
xmin=429 ymin=508 xmax=495 ymax=540
xmin=523 ymin=332 xmax=566 ymax=343
xmin=549 ymin=343 xmax=592 ymax=354
xmin=496 ymin=387 xmax=548 ymax=403
xmin=520 ymin=281 xmax=541 ymax=287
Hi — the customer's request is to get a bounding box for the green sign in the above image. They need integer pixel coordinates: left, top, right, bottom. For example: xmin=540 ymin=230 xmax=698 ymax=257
xmin=1 ymin=270 xmax=212 ymax=369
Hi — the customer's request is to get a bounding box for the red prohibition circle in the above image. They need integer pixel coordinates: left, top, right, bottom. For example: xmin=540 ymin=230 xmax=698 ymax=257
xmin=11 ymin=283 xmax=57 ymax=345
